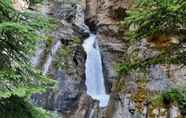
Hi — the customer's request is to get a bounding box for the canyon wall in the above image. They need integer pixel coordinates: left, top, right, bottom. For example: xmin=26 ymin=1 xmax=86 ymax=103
xmin=31 ymin=0 xmax=98 ymax=118
xmin=29 ymin=0 xmax=186 ymax=118
xmin=85 ymin=0 xmax=184 ymax=118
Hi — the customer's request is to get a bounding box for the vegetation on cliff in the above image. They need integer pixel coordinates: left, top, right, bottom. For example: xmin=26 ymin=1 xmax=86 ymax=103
xmin=119 ymin=0 xmax=186 ymax=74
xmin=126 ymin=0 xmax=186 ymax=40
xmin=117 ymin=0 xmax=186 ymax=117
xmin=0 ymin=0 xmax=56 ymax=117
xmin=30 ymin=0 xmax=43 ymax=5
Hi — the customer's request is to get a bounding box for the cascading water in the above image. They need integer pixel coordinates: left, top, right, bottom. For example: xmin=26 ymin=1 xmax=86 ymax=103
xmin=31 ymin=40 xmax=61 ymax=104
xmin=43 ymin=40 xmax=61 ymax=74
xmin=83 ymin=34 xmax=110 ymax=107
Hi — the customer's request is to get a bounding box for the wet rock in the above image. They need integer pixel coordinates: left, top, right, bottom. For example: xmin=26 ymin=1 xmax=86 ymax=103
xmin=85 ymin=0 xmax=130 ymax=94
xmin=32 ymin=71 xmax=81 ymax=111
xmin=96 ymin=32 xmax=127 ymax=93
xmin=54 ymin=71 xmax=82 ymax=112
xmin=31 ymin=0 xmax=95 ymax=117
xmin=68 ymin=95 xmax=98 ymax=118
xmin=72 ymin=23 xmax=90 ymax=39
xmin=50 ymin=1 xmax=90 ymax=37
xmin=105 ymin=93 xmax=143 ymax=118
xmin=85 ymin=0 xmax=185 ymax=117
xmin=31 ymin=0 xmax=186 ymax=117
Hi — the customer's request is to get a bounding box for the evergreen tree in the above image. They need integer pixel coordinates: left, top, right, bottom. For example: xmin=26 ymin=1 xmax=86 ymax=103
xmin=0 ymin=0 xmax=56 ymax=117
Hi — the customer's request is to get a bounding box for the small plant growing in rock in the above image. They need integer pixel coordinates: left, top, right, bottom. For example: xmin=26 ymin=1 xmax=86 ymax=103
xmin=118 ymin=0 xmax=186 ymax=74
xmin=149 ymin=88 xmax=186 ymax=117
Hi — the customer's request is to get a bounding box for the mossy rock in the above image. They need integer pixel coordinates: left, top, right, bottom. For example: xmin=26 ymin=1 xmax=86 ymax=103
xmin=131 ymin=79 xmax=148 ymax=112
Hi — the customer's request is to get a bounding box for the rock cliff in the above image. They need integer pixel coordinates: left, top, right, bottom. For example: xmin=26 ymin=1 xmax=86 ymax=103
xmin=85 ymin=0 xmax=184 ymax=118
xmin=29 ymin=0 xmax=185 ymax=118
xmin=31 ymin=0 xmax=97 ymax=118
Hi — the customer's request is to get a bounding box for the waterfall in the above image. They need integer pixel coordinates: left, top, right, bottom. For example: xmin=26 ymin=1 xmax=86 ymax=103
xmin=83 ymin=34 xmax=110 ymax=107
xmin=31 ymin=40 xmax=61 ymax=106
xmin=32 ymin=40 xmax=61 ymax=74
xmin=43 ymin=40 xmax=61 ymax=74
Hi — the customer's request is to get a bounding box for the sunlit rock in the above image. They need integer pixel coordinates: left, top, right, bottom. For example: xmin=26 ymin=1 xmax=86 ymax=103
xmin=12 ymin=0 xmax=29 ymax=11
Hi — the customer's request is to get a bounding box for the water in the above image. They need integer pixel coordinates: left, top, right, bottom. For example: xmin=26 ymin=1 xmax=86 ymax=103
xmin=43 ymin=40 xmax=61 ymax=74
xmin=83 ymin=34 xmax=110 ymax=107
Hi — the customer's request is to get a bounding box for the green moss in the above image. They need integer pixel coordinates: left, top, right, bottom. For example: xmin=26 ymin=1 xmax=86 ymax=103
xmin=131 ymin=79 xmax=148 ymax=112
xmin=148 ymin=88 xmax=186 ymax=117
xmin=112 ymin=79 xmax=126 ymax=93
xmin=46 ymin=36 xmax=53 ymax=49
xmin=129 ymin=49 xmax=140 ymax=64
xmin=30 ymin=0 xmax=44 ymax=5
xmin=53 ymin=46 xmax=73 ymax=70
xmin=72 ymin=37 xmax=81 ymax=45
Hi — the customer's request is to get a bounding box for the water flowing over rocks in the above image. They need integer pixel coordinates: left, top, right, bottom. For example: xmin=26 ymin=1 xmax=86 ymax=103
xmin=31 ymin=0 xmax=96 ymax=118
xmin=83 ymin=34 xmax=110 ymax=107
xmin=29 ymin=0 xmax=186 ymax=118
xmin=85 ymin=0 xmax=130 ymax=94
xmin=84 ymin=0 xmax=184 ymax=118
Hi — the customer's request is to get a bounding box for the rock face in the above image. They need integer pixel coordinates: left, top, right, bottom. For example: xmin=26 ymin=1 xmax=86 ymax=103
xmin=85 ymin=0 xmax=183 ymax=118
xmin=85 ymin=0 xmax=129 ymax=93
xmin=12 ymin=0 xmax=29 ymax=11
xmin=31 ymin=0 xmax=97 ymax=118
xmin=30 ymin=0 xmax=185 ymax=117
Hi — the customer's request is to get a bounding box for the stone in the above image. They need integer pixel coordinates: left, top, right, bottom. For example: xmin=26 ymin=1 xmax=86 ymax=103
xmin=12 ymin=0 xmax=29 ymax=11
xmin=31 ymin=1 xmax=95 ymax=118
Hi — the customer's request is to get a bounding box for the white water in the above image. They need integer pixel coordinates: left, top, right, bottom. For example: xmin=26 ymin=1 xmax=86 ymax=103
xmin=83 ymin=34 xmax=110 ymax=107
xmin=43 ymin=40 xmax=61 ymax=74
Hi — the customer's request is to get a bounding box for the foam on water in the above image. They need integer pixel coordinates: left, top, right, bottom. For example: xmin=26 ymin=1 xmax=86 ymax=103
xmin=83 ymin=34 xmax=110 ymax=107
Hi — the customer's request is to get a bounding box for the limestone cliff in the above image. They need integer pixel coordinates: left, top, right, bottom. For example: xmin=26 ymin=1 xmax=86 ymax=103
xmin=28 ymin=0 xmax=185 ymax=118
xmin=85 ymin=0 xmax=129 ymax=93
xmin=85 ymin=0 xmax=183 ymax=118
xmin=12 ymin=0 xmax=29 ymax=11
xmin=31 ymin=0 xmax=97 ymax=118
